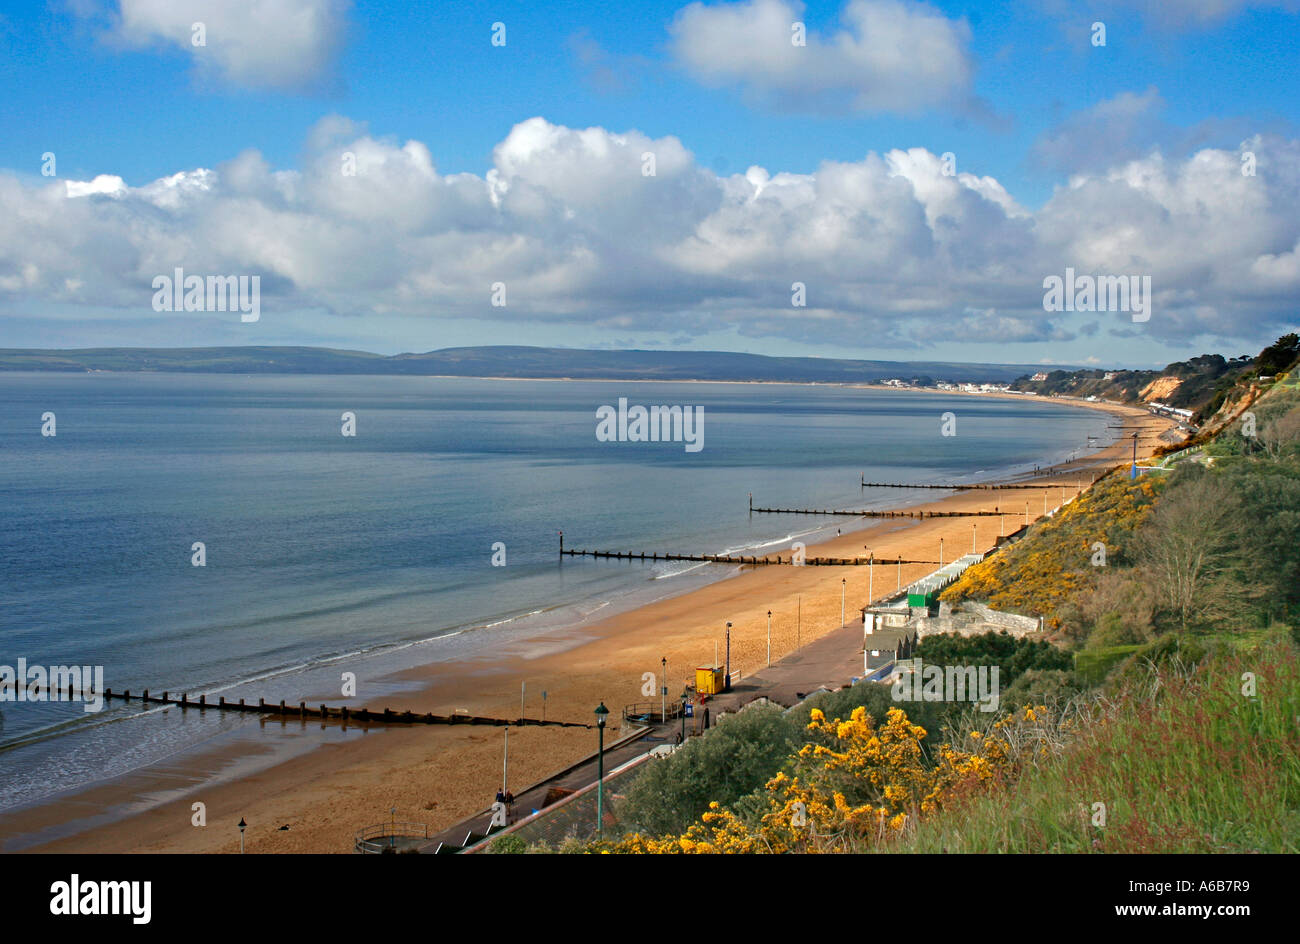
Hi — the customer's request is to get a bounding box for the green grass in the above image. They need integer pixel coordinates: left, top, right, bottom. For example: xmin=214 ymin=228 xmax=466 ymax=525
xmin=874 ymin=636 xmax=1300 ymax=853
xmin=1074 ymin=645 xmax=1144 ymax=684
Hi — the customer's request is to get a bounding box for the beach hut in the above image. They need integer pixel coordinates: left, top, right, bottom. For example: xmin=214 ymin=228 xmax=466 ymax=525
xmin=695 ymin=666 xmax=725 ymax=696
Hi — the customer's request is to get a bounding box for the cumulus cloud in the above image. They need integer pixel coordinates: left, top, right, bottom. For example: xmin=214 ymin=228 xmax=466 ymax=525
xmin=1034 ymin=88 xmax=1167 ymax=174
xmin=2 ymin=118 xmax=1297 ymax=351
xmin=105 ymin=0 xmax=350 ymax=92
xmin=668 ymin=0 xmax=973 ymax=114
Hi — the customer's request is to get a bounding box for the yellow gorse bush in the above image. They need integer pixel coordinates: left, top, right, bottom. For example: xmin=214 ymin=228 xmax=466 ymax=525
xmin=608 ymin=703 xmax=1058 ymax=854
xmin=940 ymin=474 xmax=1165 ymax=628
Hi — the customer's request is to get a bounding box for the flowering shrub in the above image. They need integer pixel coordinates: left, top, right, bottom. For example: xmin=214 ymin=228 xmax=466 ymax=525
xmin=605 ymin=704 xmax=1060 ymax=854
xmin=942 ymin=474 xmax=1165 ymax=630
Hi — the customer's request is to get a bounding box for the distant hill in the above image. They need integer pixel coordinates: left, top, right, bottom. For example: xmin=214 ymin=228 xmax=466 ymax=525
xmin=0 ymin=345 xmax=1060 ymax=385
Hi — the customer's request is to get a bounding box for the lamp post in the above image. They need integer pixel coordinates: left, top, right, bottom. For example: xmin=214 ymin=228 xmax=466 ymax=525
xmin=841 ymin=578 xmax=846 ymax=626
xmin=594 ymin=702 xmax=609 ymax=840
xmin=1025 ymin=501 xmax=1029 ymax=525
xmin=238 ymin=817 xmax=246 ymax=855
xmin=724 ymin=622 xmax=732 ymax=691
xmin=766 ymin=610 xmax=772 ymax=666
xmin=390 ymin=806 xmax=397 ymax=850
xmin=972 ymin=522 xmax=977 ymax=554
xmin=661 ymin=657 xmax=667 ymax=722
xmin=939 ymin=537 xmax=944 ymax=568
xmin=797 ymin=597 xmax=801 ymax=648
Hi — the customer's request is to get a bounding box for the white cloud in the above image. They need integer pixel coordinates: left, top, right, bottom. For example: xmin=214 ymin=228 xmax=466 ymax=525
xmin=107 ymin=0 xmax=349 ymax=92
xmin=65 ymin=174 xmax=127 ymax=198
xmin=4 ymin=119 xmax=1298 ymax=351
xmin=668 ymin=0 xmax=973 ymax=113
xmin=1034 ymin=88 xmax=1167 ymax=174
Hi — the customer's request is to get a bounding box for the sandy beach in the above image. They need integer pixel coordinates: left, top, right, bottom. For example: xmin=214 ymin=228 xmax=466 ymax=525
xmin=3 ymin=393 xmax=1176 ymax=854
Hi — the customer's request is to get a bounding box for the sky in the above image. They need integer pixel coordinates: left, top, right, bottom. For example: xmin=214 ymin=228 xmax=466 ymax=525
xmin=0 ymin=0 xmax=1298 ymax=368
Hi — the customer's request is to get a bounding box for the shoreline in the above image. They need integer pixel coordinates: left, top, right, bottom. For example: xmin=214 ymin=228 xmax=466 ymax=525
xmin=2 ymin=394 xmax=1176 ymax=853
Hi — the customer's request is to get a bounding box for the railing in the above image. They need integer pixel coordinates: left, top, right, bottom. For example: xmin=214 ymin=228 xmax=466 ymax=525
xmin=354 ymin=821 xmax=431 ymax=854
xmin=621 ymin=701 xmax=684 ymax=723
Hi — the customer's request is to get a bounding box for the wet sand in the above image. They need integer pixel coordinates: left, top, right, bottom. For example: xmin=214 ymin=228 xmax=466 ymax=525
xmin=3 ymin=395 xmax=1175 ymax=853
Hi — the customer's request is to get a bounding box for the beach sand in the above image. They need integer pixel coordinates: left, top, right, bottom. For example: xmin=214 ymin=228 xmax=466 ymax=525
xmin=4 ymin=395 xmax=1175 ymax=853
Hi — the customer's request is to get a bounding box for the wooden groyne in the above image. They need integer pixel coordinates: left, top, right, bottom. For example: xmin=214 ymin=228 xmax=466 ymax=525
xmin=38 ymin=687 xmax=590 ymax=728
xmin=559 ymin=548 xmax=938 ymax=566
xmin=860 ymin=477 xmax=1062 ymax=490
xmin=751 ymin=503 xmax=1005 ymax=518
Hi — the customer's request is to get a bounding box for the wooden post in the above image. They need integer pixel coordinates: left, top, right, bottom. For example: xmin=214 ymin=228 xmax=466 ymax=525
xmin=199 ymin=694 xmax=206 ymax=707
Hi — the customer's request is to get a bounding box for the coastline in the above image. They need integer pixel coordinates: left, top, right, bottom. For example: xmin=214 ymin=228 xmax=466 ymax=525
xmin=2 ymin=394 xmax=1176 ymax=854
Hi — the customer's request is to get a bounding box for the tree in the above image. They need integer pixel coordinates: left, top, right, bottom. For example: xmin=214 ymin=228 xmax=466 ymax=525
xmin=1255 ymin=333 xmax=1300 ymax=376
xmin=1256 ymin=405 xmax=1300 ymax=461
xmin=1133 ymin=471 xmax=1242 ymax=632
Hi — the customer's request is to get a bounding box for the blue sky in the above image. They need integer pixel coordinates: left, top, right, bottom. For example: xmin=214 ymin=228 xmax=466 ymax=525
xmin=1 ymin=0 xmax=1298 ymax=367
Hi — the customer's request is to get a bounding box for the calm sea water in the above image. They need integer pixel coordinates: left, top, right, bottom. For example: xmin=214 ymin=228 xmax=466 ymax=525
xmin=0 ymin=373 xmax=1114 ymax=818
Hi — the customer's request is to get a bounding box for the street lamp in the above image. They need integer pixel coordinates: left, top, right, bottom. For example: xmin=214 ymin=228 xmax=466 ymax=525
xmin=841 ymin=578 xmax=846 ymax=626
xmin=766 ymin=610 xmax=772 ymax=666
xmin=238 ymin=817 xmax=246 ymax=855
xmin=939 ymin=537 xmax=944 ymax=568
xmin=724 ymin=621 xmax=732 ymax=691
xmin=660 ymin=657 xmax=667 ymax=722
xmin=866 ymin=548 xmax=873 ymax=604
xmin=594 ymin=702 xmax=609 ymax=840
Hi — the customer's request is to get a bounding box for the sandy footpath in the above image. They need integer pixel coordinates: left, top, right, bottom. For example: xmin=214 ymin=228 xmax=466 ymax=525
xmin=3 ymin=395 xmax=1174 ymax=853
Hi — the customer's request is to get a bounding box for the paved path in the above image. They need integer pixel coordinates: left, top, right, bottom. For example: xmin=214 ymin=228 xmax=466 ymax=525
xmin=698 ymin=620 xmax=868 ymax=716
xmin=417 ymin=722 xmax=676 ymax=852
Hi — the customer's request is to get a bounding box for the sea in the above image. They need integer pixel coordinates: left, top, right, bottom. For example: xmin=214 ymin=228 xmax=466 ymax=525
xmin=0 ymin=372 xmax=1116 ymax=837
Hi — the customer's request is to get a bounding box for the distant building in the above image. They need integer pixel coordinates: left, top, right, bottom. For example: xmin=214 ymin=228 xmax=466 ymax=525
xmin=1103 ymin=371 xmax=1117 ymax=380
xmin=1030 ymin=372 xmax=1049 ymax=382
